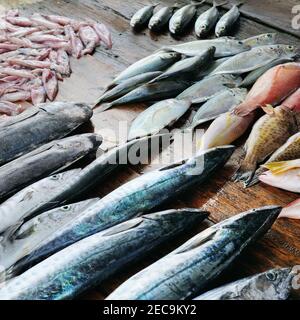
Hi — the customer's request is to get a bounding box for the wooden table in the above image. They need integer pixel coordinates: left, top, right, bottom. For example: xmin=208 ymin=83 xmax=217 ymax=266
xmin=2 ymin=0 xmax=300 ymax=299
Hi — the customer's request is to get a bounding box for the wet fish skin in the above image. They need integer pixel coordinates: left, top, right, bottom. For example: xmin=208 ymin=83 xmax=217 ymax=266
xmin=0 ymin=135 xmax=168 ymax=232
xmin=107 ymin=205 xmax=281 ymax=300
xmin=241 ymin=57 xmax=294 ymax=87
xmin=13 ymin=146 xmax=234 ymax=273
xmin=0 ymin=208 xmax=208 ymax=300
xmin=0 ymin=133 xmax=102 ymax=199
xmin=195 ymin=1 xmax=224 ymax=38
xmin=104 ymin=79 xmax=191 ymax=109
xmin=280 ymin=198 xmax=300 ymax=219
xmin=150 ymin=47 xmax=215 ymax=84
xmin=169 ymin=2 xmax=205 ymax=35
xmin=215 ymin=4 xmax=241 ymax=37
xmin=241 ymin=33 xmax=278 ymax=48
xmin=248 ymin=132 xmax=300 ymax=187
xmin=95 ymin=71 xmax=162 ymax=104
xmin=188 ymin=87 xmax=247 ymax=129
xmin=0 ymin=198 xmax=99 ymax=277
xmin=130 ymin=5 xmax=157 ymax=29
xmin=199 ymin=111 xmax=255 ymax=151
xmin=195 ymin=268 xmax=293 ymax=300
xmin=233 ymin=106 xmax=298 ymax=185
xmin=178 ymin=74 xmax=242 ymax=103
xmin=0 ymin=102 xmax=92 ymax=166
xmin=160 ymin=38 xmax=250 ymax=58
xmin=128 ymin=98 xmax=191 ymax=140
xmin=111 ymin=51 xmax=181 ymax=86
xmin=196 ymin=57 xmax=230 ymax=78
xmin=282 ymin=88 xmax=300 ymax=112
xmin=148 ymin=6 xmax=176 ymax=31
xmin=234 ymin=62 xmax=300 ymax=116
xmin=212 ymin=45 xmax=298 ymax=75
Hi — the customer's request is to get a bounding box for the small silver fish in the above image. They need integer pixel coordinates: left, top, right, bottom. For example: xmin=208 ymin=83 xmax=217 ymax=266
xmin=215 ymin=3 xmax=242 ymax=37
xmin=128 ymin=98 xmax=191 ymax=140
xmin=195 ymin=268 xmax=293 ymax=300
xmin=169 ymin=1 xmax=205 ymax=35
xmin=130 ymin=4 xmax=158 ymax=29
xmin=177 ymin=74 xmax=242 ymax=103
xmin=188 ymin=87 xmax=247 ymax=130
xmin=195 ymin=1 xmax=227 ymax=38
xmin=148 ymin=6 xmax=176 ymax=31
xmin=242 ymin=33 xmax=278 ymax=48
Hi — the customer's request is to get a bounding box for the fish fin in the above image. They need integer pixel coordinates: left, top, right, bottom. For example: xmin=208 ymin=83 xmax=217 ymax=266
xmin=263 ymin=160 xmax=300 ymax=175
xmin=235 ymin=1 xmax=244 ymax=7
xmin=15 ymin=224 xmax=36 ymax=240
xmin=245 ymin=166 xmax=267 ymax=187
xmin=213 ymin=0 xmax=228 ymax=7
xmin=102 ymin=218 xmax=144 ymax=237
xmin=159 ymin=159 xmax=186 ymax=171
xmin=174 ymin=227 xmax=218 ymax=254
xmin=0 ymin=221 xmax=23 ymax=243
xmin=233 ymin=160 xmax=257 ymax=184
xmin=191 ymin=0 xmax=206 ymax=7
xmin=261 ymin=104 xmax=275 ymax=115
xmin=92 ymin=102 xmax=112 ymax=112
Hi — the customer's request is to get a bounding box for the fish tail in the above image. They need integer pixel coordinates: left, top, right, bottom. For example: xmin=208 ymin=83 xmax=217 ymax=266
xmin=262 ymin=160 xmax=300 ymax=175
xmin=93 ymin=102 xmax=112 ymax=112
xmin=235 ymin=1 xmax=244 ymax=7
xmin=245 ymin=166 xmax=266 ymax=187
xmin=192 ymin=0 xmax=206 ymax=7
xmin=233 ymin=159 xmax=257 ymax=184
xmin=233 ymin=102 xmax=256 ymax=116
xmin=213 ymin=0 xmax=228 ymax=7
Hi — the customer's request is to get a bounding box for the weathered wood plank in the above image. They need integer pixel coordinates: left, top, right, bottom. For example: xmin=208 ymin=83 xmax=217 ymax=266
xmin=2 ymin=0 xmax=300 ymax=300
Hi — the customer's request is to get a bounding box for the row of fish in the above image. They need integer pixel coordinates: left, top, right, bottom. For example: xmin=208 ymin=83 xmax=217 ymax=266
xmin=0 ymin=9 xmax=112 ymax=116
xmin=130 ymin=2 xmax=242 ymax=38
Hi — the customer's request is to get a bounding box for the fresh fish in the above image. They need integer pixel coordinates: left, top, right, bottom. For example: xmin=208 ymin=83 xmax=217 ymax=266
xmin=130 ymin=4 xmax=157 ymax=29
xmin=259 ymin=159 xmax=300 ymax=193
xmin=233 ymin=106 xmax=298 ymax=185
xmin=160 ymin=37 xmax=250 ymax=58
xmin=0 ymin=133 xmax=102 ymax=199
xmin=95 ymin=71 xmax=162 ymax=104
xmin=215 ymin=3 xmax=242 ymax=37
xmin=199 ymin=111 xmax=255 ymax=150
xmin=102 ymin=79 xmax=191 ymax=111
xmin=240 ymin=57 xmax=295 ymax=87
xmin=188 ymin=88 xmax=247 ymax=129
xmin=195 ymin=268 xmax=293 ymax=300
xmin=280 ymin=199 xmax=300 ymax=219
xmin=169 ymin=2 xmax=205 ymax=35
xmin=212 ymin=45 xmax=298 ymax=75
xmin=177 ymin=74 xmax=242 ymax=103
xmin=148 ymin=6 xmax=176 ymax=31
xmin=12 ymin=146 xmax=234 ymax=273
xmin=196 ymin=57 xmax=230 ymax=78
xmin=0 ymin=198 xmax=99 ymax=276
xmin=282 ymin=88 xmax=300 ymax=112
xmin=241 ymin=33 xmax=278 ymax=48
xmin=249 ymin=132 xmax=300 ymax=187
xmin=0 ymin=102 xmax=92 ymax=166
xmin=195 ymin=1 xmax=226 ymax=38
xmin=0 ymin=209 xmax=208 ymax=300
xmin=234 ymin=62 xmax=300 ymax=116
xmin=111 ymin=51 xmax=181 ymax=86
xmin=0 ymin=134 xmax=168 ymax=232
xmin=107 ymin=206 xmax=281 ymax=300
xmin=150 ymin=47 xmax=215 ymax=83
xmin=128 ymin=98 xmax=191 ymax=140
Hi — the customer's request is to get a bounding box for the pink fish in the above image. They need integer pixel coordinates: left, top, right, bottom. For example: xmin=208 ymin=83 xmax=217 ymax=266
xmin=42 ymin=69 xmax=58 ymax=101
xmin=234 ymin=63 xmax=300 ymax=116
xmin=45 ymin=14 xmax=75 ymax=26
xmin=31 ymin=13 xmax=63 ymax=30
xmin=0 ymin=43 xmax=19 ymax=51
xmin=259 ymin=159 xmax=300 ymax=193
xmin=10 ymin=27 xmax=41 ymax=38
xmin=31 ymin=85 xmax=46 ymax=105
xmin=56 ymin=49 xmax=71 ymax=76
xmin=0 ymin=101 xmax=19 ymax=116
xmin=0 ymin=67 xmax=35 ymax=78
xmin=64 ymin=25 xmax=83 ymax=58
xmin=282 ymin=88 xmax=300 ymax=113
xmin=199 ymin=111 xmax=255 ymax=150
xmin=93 ymin=23 xmax=112 ymax=49
xmin=0 ymin=90 xmax=31 ymax=102
xmin=8 ymin=58 xmax=51 ymax=69
xmin=6 ymin=16 xmax=33 ymax=27
xmin=10 ymin=37 xmax=34 ymax=48
xmin=280 ymin=198 xmax=300 ymax=219
xmin=79 ymin=25 xmax=99 ymax=55
xmin=28 ymin=34 xmax=66 ymax=43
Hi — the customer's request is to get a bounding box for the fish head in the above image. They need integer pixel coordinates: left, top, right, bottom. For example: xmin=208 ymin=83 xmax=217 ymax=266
xmin=279 ymin=44 xmax=298 ymax=57
xmin=58 ymin=133 xmax=102 ymax=154
xmin=160 ymin=51 xmax=182 ymax=61
xmin=148 ymin=17 xmax=160 ymax=29
xmin=143 ymin=208 xmax=209 ymax=228
xmin=256 ymin=268 xmax=293 ymax=300
xmin=215 ymin=26 xmax=226 ymax=37
xmin=221 ymin=206 xmax=281 ymax=243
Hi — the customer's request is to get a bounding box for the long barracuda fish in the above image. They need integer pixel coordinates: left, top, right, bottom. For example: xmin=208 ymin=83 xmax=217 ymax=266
xmin=11 ymin=146 xmax=234 ymax=274
xmin=107 ymin=206 xmax=281 ymax=300
xmin=194 ymin=268 xmax=293 ymax=300
xmin=0 ymin=134 xmax=171 ymax=233
xmin=0 ymin=198 xmax=99 ymax=278
xmin=0 ymin=209 xmax=209 ymax=300
xmin=0 ymin=102 xmax=92 ymax=166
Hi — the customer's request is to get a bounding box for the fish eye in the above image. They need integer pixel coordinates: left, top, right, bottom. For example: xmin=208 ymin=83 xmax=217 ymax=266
xmin=50 ymin=175 xmax=59 ymax=180
xmin=266 ymin=271 xmax=277 ymax=281
xmin=288 ymin=45 xmax=294 ymax=50
xmin=61 ymin=205 xmax=71 ymax=211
